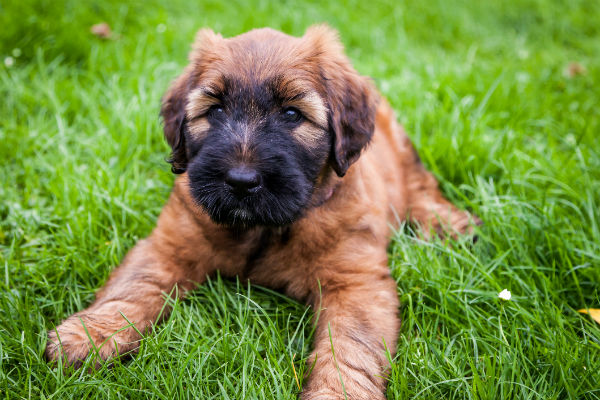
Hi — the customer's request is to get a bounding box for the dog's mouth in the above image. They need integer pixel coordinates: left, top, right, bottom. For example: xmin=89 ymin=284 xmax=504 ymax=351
xmin=187 ymin=171 xmax=311 ymax=229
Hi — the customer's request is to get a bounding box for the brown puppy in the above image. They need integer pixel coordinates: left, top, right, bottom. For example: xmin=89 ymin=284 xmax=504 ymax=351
xmin=46 ymin=25 xmax=478 ymax=399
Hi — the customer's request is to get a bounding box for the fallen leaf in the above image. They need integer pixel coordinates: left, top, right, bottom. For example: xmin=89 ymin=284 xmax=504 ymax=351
xmin=578 ymin=308 xmax=600 ymax=324
xmin=563 ymin=62 xmax=587 ymax=78
xmin=91 ymin=22 xmax=113 ymax=39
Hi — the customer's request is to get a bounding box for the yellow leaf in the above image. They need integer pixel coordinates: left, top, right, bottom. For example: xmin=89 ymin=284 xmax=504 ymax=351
xmin=578 ymin=309 xmax=600 ymax=324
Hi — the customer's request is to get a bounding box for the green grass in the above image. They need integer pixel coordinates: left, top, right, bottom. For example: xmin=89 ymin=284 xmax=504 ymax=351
xmin=1 ymin=0 xmax=599 ymax=398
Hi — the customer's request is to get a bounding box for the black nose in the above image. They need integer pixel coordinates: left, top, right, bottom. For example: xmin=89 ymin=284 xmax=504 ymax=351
xmin=225 ymin=166 xmax=261 ymax=197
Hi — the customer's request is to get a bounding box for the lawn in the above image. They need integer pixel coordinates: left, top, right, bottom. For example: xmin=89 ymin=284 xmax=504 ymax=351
xmin=1 ymin=0 xmax=599 ymax=398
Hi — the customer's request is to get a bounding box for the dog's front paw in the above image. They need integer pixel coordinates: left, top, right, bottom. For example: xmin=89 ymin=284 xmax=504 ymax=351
xmin=45 ymin=312 xmax=139 ymax=368
xmin=300 ymin=388 xmax=386 ymax=400
xmin=300 ymin=369 xmax=388 ymax=400
xmin=300 ymin=389 xmax=345 ymax=400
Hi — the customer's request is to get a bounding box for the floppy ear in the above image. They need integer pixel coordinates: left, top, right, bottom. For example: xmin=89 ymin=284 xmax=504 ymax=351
xmin=160 ymin=28 xmax=223 ymax=174
xmin=160 ymin=67 xmax=192 ymax=174
xmin=304 ymin=25 xmax=379 ymax=177
xmin=327 ymin=72 xmax=378 ymax=177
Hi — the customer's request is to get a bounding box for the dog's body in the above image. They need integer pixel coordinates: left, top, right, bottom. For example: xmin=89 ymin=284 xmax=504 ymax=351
xmin=46 ymin=26 xmax=478 ymax=399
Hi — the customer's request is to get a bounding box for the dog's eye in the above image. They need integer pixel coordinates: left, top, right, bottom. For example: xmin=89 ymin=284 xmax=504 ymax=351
xmin=282 ymin=107 xmax=303 ymax=123
xmin=208 ymin=105 xmax=224 ymax=116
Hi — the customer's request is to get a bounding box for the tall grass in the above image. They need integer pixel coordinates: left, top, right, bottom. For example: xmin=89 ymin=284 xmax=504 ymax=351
xmin=1 ymin=0 xmax=599 ymax=398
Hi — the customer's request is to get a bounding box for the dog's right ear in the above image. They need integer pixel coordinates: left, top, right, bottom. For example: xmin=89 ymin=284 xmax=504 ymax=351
xmin=160 ymin=28 xmax=223 ymax=174
xmin=160 ymin=66 xmax=192 ymax=174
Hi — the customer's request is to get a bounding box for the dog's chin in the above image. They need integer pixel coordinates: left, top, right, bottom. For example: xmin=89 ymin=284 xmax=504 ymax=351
xmin=205 ymin=205 xmax=299 ymax=229
xmin=210 ymin=207 xmax=268 ymax=229
xmin=192 ymin=190 xmax=305 ymax=229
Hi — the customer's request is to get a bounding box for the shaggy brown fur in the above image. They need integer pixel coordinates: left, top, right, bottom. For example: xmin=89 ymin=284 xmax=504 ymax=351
xmin=46 ymin=25 xmax=479 ymax=399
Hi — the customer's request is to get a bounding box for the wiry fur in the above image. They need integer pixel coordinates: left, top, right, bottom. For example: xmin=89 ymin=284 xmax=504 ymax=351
xmin=46 ymin=25 xmax=480 ymax=399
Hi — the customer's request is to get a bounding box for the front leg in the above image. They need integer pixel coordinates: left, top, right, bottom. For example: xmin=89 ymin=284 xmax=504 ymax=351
xmin=44 ymin=184 xmax=225 ymax=368
xmin=45 ymin=236 xmax=197 ymax=368
xmin=301 ymin=262 xmax=399 ymax=400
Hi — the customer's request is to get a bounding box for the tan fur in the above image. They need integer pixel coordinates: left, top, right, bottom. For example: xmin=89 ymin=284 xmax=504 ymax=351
xmin=289 ymin=92 xmax=328 ymax=128
xmin=185 ymin=88 xmax=220 ymax=119
xmin=187 ymin=118 xmax=211 ymax=140
xmin=292 ymin=122 xmax=324 ymax=148
xmin=46 ymin=25 xmax=480 ymax=399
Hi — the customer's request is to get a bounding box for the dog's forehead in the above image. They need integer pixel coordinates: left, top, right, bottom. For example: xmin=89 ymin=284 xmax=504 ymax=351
xmin=228 ymin=28 xmax=303 ymax=66
xmin=233 ymin=27 xmax=298 ymax=45
xmin=196 ymin=29 xmax=316 ymax=95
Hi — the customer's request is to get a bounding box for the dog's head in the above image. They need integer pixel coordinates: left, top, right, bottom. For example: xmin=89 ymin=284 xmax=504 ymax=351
xmin=160 ymin=25 xmax=378 ymax=228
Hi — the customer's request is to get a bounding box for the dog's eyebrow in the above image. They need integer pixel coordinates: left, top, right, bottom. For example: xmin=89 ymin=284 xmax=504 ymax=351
xmin=185 ymin=87 xmax=221 ymax=120
xmin=283 ymin=92 xmax=305 ymax=102
xmin=202 ymin=88 xmax=221 ymax=100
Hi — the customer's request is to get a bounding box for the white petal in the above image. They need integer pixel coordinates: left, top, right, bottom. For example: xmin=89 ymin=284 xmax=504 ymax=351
xmin=498 ymin=289 xmax=512 ymax=301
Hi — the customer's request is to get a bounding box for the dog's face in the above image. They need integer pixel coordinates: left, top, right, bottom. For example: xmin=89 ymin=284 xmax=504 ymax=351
xmin=160 ymin=26 xmax=378 ymax=228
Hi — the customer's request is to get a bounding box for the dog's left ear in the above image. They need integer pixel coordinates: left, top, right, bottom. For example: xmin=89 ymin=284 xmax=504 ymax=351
xmin=304 ymin=25 xmax=379 ymax=177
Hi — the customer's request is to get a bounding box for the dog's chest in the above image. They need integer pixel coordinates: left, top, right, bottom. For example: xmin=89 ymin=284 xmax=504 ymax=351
xmin=239 ymin=227 xmax=291 ymax=278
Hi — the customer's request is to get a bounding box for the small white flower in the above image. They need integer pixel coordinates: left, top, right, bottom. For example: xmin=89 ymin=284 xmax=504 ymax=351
xmin=516 ymin=72 xmax=530 ymax=84
xmin=498 ymin=289 xmax=511 ymax=301
xmin=4 ymin=56 xmax=14 ymax=67
xmin=517 ymin=49 xmax=529 ymax=60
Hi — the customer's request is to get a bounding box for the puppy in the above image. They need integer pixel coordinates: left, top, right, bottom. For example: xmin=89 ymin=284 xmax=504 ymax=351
xmin=46 ymin=25 xmax=479 ymax=399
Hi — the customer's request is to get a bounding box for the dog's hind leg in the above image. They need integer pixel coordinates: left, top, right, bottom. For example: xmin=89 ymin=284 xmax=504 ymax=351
xmin=403 ymin=158 xmax=481 ymax=239
xmin=375 ymin=103 xmax=480 ymax=239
